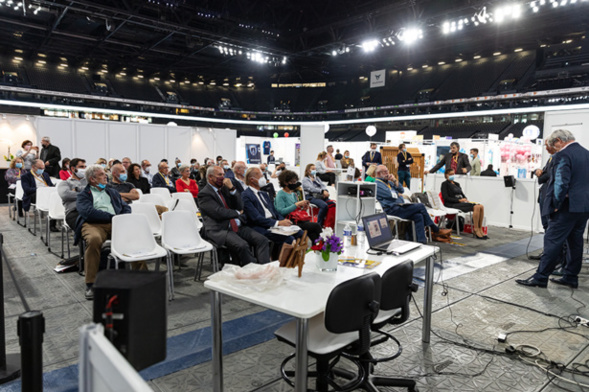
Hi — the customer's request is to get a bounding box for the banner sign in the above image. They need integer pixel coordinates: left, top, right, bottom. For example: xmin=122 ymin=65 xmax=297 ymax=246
xmin=370 ymin=69 xmax=386 ymax=88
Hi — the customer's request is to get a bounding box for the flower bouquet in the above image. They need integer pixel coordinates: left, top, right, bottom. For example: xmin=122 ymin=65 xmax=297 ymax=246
xmin=310 ymin=228 xmax=343 ymax=271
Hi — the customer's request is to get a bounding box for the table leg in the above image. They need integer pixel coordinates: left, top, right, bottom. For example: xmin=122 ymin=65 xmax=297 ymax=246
xmin=211 ymin=291 xmax=223 ymax=392
xmin=294 ymin=318 xmax=308 ymax=392
xmin=422 ymin=255 xmax=433 ymax=343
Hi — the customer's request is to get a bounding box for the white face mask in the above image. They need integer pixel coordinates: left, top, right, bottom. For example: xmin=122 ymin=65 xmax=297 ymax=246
xmin=76 ymin=168 xmax=86 ymax=178
xmin=144 ymin=166 xmax=150 ymax=173
xmin=257 ymin=176 xmax=267 ymax=188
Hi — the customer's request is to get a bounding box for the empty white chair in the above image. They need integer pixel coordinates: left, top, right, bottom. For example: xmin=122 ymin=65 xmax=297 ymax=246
xmin=131 ymin=202 xmax=162 ymax=237
xmin=169 ymin=198 xmax=201 ymax=229
xmin=138 ymin=193 xmax=167 ymax=207
xmin=161 ymin=211 xmax=217 ymax=281
xmin=47 ymin=192 xmax=66 ymax=256
xmin=110 ymin=214 xmax=173 ymax=299
xmin=30 ymin=187 xmax=58 ymax=240
xmin=15 ymin=181 xmax=25 ymax=226
xmin=151 ymin=187 xmax=171 ymax=199
xmin=171 ymin=191 xmax=196 ymax=203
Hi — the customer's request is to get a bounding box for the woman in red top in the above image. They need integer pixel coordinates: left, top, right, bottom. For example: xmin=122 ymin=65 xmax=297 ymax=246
xmin=59 ymin=158 xmax=71 ymax=181
xmin=175 ymin=165 xmax=199 ymax=199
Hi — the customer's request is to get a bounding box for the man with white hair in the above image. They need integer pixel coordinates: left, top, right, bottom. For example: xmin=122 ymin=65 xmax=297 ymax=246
xmin=39 ymin=136 xmax=61 ymax=178
xmin=230 ymin=161 xmax=247 ymax=193
xmin=141 ymin=159 xmax=153 ymax=184
xmin=75 ymin=165 xmax=131 ymax=300
xmin=517 ymin=129 xmax=589 ymax=289
xmin=151 ymin=161 xmax=177 ymax=193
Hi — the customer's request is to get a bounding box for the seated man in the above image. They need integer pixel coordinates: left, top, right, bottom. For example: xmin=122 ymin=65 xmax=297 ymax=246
xmin=374 ymin=165 xmax=451 ymax=244
xmin=57 ymin=158 xmax=87 ymax=230
xmin=242 ymin=167 xmax=302 ymax=256
xmin=141 ymin=159 xmax=153 ymax=184
xmin=21 ymin=159 xmax=57 ymax=231
xmin=75 ymin=165 xmax=131 ymax=300
xmin=259 ymin=163 xmax=276 ymax=200
xmin=198 ymin=166 xmax=270 ymax=265
xmin=230 ymin=161 xmax=247 ymax=193
xmin=109 ymin=163 xmax=140 ymax=204
xmin=221 ymin=159 xmax=235 ymax=179
xmin=151 ymin=161 xmax=177 ymax=193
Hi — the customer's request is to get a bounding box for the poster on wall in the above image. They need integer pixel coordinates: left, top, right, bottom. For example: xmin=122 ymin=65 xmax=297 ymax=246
xmin=246 ymin=144 xmax=261 ymax=164
xmin=295 ymin=143 xmax=300 ymax=166
xmin=370 ymin=69 xmax=386 ymax=88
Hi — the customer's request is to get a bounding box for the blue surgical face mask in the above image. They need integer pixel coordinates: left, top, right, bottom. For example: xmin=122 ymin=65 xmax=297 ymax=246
xmin=97 ymin=183 xmax=106 ymax=190
xmin=224 ymin=165 xmax=230 ymax=170
xmin=36 ymin=168 xmax=44 ymax=176
xmin=177 ymin=163 xmax=182 ymax=168
xmin=402 ymin=148 xmax=407 ymax=152
xmin=448 ymin=175 xmax=455 ymax=181
xmin=470 ymin=154 xmax=474 ymax=159
xmin=100 ymin=164 xmax=107 ymax=169
xmin=119 ymin=173 xmax=128 ymax=182
xmin=15 ymin=163 xmax=22 ymax=168
xmin=311 ymin=170 xmax=317 ymax=176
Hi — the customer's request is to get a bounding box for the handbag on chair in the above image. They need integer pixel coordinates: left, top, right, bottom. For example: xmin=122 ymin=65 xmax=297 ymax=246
xmin=287 ymin=209 xmax=312 ymax=224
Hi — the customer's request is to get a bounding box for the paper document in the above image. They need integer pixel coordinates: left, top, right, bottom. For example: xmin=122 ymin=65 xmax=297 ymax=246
xmin=269 ymin=225 xmax=301 ymax=236
xmin=338 ymin=256 xmax=381 ymax=269
xmin=122 ymin=250 xmax=157 ymax=258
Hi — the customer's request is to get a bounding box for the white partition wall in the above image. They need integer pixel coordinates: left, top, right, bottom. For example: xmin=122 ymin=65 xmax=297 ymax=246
xmin=30 ymin=116 xmax=236 ymax=166
xmin=544 ymin=109 xmax=589 ymax=149
xmin=300 ymin=124 xmax=325 ymax=176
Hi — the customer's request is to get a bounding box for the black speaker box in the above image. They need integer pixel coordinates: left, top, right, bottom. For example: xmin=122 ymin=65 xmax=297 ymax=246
xmin=503 ymin=175 xmax=516 ymax=188
xmin=93 ymin=270 xmax=167 ymax=371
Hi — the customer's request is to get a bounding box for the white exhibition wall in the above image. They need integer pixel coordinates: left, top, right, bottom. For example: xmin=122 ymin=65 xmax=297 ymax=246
xmin=0 ymin=115 xmax=236 ymax=168
xmin=544 ymin=109 xmax=589 ymax=155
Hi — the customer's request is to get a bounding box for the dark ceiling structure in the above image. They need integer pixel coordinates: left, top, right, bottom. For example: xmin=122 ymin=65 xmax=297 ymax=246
xmin=0 ymin=0 xmax=588 ymax=84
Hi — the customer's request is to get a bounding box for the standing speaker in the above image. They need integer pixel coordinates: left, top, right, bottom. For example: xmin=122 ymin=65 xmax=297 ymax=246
xmin=93 ymin=270 xmax=167 ymax=371
xmin=503 ymin=175 xmax=516 ymax=188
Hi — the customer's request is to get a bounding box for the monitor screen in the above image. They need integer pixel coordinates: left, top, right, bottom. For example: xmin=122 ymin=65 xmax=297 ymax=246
xmin=362 ymin=213 xmax=393 ymax=246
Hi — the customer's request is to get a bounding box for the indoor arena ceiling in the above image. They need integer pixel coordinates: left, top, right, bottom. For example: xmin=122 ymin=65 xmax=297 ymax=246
xmin=0 ymin=0 xmax=588 ymax=82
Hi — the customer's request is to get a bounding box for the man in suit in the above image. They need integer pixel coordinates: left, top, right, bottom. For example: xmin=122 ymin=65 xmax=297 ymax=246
xmin=242 ymin=168 xmax=302 ymax=256
xmin=75 ymin=165 xmax=131 ymax=300
xmin=426 ymin=142 xmax=471 ymax=175
xmin=221 ymin=159 xmax=235 ymax=179
xmin=362 ymin=143 xmax=382 ymax=172
xmin=230 ymin=161 xmax=247 ymax=193
xmin=151 ymin=161 xmax=177 ymax=193
xmin=21 ymin=159 xmax=57 ymax=231
xmin=374 ymin=165 xmax=451 ymax=244
xmin=198 ymin=166 xmax=270 ymax=265
xmin=39 ymin=136 xmax=61 ymax=178
xmin=516 ymin=129 xmax=589 ymax=289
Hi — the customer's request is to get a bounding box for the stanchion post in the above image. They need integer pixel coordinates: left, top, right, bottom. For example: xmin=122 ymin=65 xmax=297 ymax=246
xmin=18 ymin=311 xmax=44 ymax=392
xmin=0 ymin=233 xmax=21 ymax=384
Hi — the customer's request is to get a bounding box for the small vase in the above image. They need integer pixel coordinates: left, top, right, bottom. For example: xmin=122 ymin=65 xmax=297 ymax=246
xmin=316 ymin=252 xmax=338 ymax=272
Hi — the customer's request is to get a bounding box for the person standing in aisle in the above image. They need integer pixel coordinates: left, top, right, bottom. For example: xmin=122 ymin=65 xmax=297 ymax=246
xmin=39 ymin=136 xmax=61 ymax=178
xmin=362 ymin=143 xmax=382 ymax=173
xmin=396 ymin=143 xmax=414 ymax=189
xmin=470 ymin=148 xmax=481 ymax=176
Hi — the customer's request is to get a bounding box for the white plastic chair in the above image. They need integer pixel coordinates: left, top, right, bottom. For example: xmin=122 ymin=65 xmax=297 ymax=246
xmin=110 ymin=214 xmax=173 ymax=299
xmin=171 ymin=191 xmax=196 ymax=203
xmin=151 ymin=187 xmax=172 ymax=199
xmin=47 ymin=192 xmax=66 ymax=256
xmin=30 ymin=187 xmax=57 ymax=241
xmin=427 ymin=191 xmax=471 ymax=235
xmin=15 ymin=181 xmax=25 ymax=226
xmin=138 ymin=193 xmax=167 ymax=207
xmin=161 ymin=211 xmax=217 ymax=281
xmin=131 ymin=202 xmax=162 ymax=237
xmin=169 ymin=198 xmax=202 ymax=229
xmin=135 ymin=188 xmax=143 ymax=201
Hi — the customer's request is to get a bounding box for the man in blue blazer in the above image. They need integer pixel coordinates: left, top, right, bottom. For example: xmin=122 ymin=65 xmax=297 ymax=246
xmin=517 ymin=129 xmax=589 ymax=289
xmin=362 ymin=143 xmax=382 ymax=172
xmin=151 ymin=161 xmax=177 ymax=193
xmin=75 ymin=164 xmax=131 ymax=299
xmin=242 ymin=167 xmax=303 ymax=254
xmin=21 ymin=159 xmax=55 ymax=212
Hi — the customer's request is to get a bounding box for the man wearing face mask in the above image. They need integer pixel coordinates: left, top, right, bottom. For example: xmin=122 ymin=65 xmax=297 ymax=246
xmin=426 ymin=142 xmax=471 ymax=175
xmin=39 ymin=136 xmax=61 ymax=178
xmin=243 ymin=168 xmax=302 ymax=257
xmin=75 ymin=165 xmax=131 ymax=300
xmin=198 ymin=166 xmax=270 ymax=266
xmin=362 ymin=143 xmax=382 ymax=173
xmin=109 ymin=163 xmax=140 ymax=204
xmin=21 ymin=159 xmax=56 ymax=229
xmin=57 ymin=158 xmax=87 ymax=230
xmin=141 ymin=159 xmax=153 ymax=185
xmin=170 ymin=158 xmax=182 ymax=182
xmin=374 ymin=165 xmax=451 ymax=244
xmin=221 ymin=159 xmax=235 ymax=179
xmin=396 ymin=143 xmax=414 ymax=188
xmin=469 ymin=149 xmax=481 ymax=176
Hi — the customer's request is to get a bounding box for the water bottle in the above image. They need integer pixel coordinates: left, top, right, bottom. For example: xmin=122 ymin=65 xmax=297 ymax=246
xmin=343 ymin=223 xmax=352 ymax=249
xmin=357 ymin=223 xmax=366 ymax=249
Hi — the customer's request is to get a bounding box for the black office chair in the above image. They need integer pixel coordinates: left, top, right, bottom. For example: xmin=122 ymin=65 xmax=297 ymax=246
xmin=274 ymin=273 xmax=381 ymax=392
xmin=343 ymin=260 xmax=419 ymax=392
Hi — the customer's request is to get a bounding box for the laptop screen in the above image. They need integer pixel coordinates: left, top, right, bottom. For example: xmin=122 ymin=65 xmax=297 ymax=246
xmin=362 ymin=213 xmax=393 ymax=248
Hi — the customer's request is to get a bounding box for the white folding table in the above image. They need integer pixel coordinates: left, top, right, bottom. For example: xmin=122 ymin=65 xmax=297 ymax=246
xmin=204 ymin=244 xmax=437 ymax=392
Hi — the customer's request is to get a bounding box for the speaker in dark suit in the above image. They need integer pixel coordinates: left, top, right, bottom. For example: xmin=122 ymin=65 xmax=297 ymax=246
xmin=362 ymin=143 xmax=382 ymax=171
xmin=39 ymin=137 xmax=61 ymax=178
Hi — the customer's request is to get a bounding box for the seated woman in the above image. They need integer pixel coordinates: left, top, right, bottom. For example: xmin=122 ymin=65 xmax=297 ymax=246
xmin=127 ymin=163 xmax=150 ymax=194
xmin=340 ymin=150 xmax=354 ymax=169
xmin=59 ymin=158 xmax=71 ymax=181
xmin=441 ymin=169 xmax=488 ymax=240
xmin=302 ymin=163 xmax=336 ymax=227
xmin=175 ymin=165 xmax=199 ymax=200
xmin=5 ymin=157 xmax=27 ymax=217
xmin=274 ymin=170 xmax=322 ymax=244
xmin=364 ymin=164 xmax=377 ymax=182
xmin=315 ymin=152 xmax=336 ymax=186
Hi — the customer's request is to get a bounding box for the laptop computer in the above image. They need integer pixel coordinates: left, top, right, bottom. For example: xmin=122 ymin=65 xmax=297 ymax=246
xmin=362 ymin=213 xmax=421 ymax=255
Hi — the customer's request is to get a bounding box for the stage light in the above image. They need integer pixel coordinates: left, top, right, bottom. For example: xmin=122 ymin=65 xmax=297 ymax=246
xmin=438 ymin=61 xmax=445 ymax=65
xmin=455 ymin=58 xmax=463 ymax=62
xmin=514 ymin=48 xmax=523 ymax=52
xmin=494 ymin=51 xmax=502 ymax=56
xmin=361 ymin=39 xmax=379 ymax=52
xmin=397 ymin=28 xmax=423 ymax=44
xmin=282 ymin=57 xmax=287 ymax=64
xmin=474 ymin=55 xmax=481 ymax=59
xmin=442 ymin=22 xmax=450 ymax=34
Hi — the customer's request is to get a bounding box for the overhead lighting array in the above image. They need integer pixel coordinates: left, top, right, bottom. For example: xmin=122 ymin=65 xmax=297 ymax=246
xmin=531 ymin=0 xmax=588 ymax=13
xmin=216 ymin=44 xmax=287 ymax=66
